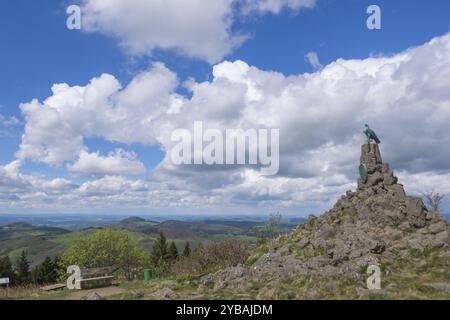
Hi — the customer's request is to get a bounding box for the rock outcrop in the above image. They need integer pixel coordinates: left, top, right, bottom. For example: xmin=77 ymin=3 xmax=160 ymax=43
xmin=201 ymin=144 xmax=450 ymax=294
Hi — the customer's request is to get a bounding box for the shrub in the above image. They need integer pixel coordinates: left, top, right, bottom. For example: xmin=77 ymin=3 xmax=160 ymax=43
xmin=60 ymin=228 xmax=150 ymax=280
xmin=171 ymin=239 xmax=250 ymax=277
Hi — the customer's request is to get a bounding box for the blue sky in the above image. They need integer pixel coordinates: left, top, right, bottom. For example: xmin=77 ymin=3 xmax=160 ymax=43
xmin=1 ymin=0 xmax=450 ymax=215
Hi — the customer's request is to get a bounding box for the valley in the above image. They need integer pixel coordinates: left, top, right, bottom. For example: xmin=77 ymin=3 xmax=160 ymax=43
xmin=0 ymin=214 xmax=303 ymax=266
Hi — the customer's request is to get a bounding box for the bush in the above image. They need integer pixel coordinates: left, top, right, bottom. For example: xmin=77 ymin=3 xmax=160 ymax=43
xmin=171 ymin=239 xmax=250 ymax=277
xmin=60 ymin=228 xmax=150 ymax=280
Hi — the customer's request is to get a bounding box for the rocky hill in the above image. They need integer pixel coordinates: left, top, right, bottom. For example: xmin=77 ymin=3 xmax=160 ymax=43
xmin=199 ymin=144 xmax=450 ymax=299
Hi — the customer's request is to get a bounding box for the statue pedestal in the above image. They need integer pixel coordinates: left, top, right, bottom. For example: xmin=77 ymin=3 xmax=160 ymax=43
xmin=358 ymin=143 xmax=396 ymax=190
xmin=361 ymin=144 xmax=382 ymax=171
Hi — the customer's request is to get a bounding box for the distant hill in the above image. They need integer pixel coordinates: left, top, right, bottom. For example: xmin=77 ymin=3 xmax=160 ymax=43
xmin=116 ymin=217 xmax=159 ymax=234
xmin=115 ymin=217 xmax=288 ymax=239
xmin=0 ymin=222 xmax=70 ymax=266
xmin=0 ymin=222 xmax=69 ymax=241
xmin=119 ymin=216 xmax=146 ymax=225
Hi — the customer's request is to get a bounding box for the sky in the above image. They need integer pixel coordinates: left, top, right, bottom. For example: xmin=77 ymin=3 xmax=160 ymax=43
xmin=0 ymin=0 xmax=450 ymax=216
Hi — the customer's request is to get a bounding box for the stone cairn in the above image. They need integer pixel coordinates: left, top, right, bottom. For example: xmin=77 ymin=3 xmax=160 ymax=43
xmin=350 ymin=143 xmax=430 ymax=229
xmin=201 ymin=143 xmax=450 ymax=291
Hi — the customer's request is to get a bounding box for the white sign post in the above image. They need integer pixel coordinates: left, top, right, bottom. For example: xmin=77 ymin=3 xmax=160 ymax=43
xmin=0 ymin=278 xmax=10 ymax=298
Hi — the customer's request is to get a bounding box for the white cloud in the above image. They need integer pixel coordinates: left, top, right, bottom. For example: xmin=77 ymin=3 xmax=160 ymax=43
xmin=241 ymin=0 xmax=317 ymax=15
xmin=79 ymin=0 xmax=317 ymax=63
xmin=68 ymin=149 xmax=146 ymax=176
xmin=399 ymin=171 xmax=450 ymax=196
xmin=0 ymin=161 xmax=30 ymax=196
xmin=305 ymin=51 xmax=323 ymax=70
xmin=17 ymin=63 xmax=180 ymax=166
xmin=0 ymin=160 xmax=78 ymax=206
xmin=0 ymin=114 xmax=21 ymax=137
xmin=17 ymin=98 xmax=85 ymax=165
xmin=81 ymin=0 xmax=246 ymax=64
xmin=0 ymin=114 xmax=20 ymax=126
xmin=4 ymin=32 xmax=450 ymax=214
xmin=77 ymin=175 xmax=148 ymax=197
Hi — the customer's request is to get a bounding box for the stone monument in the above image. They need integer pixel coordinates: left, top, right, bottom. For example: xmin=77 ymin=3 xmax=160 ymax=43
xmin=200 ymin=127 xmax=449 ymax=293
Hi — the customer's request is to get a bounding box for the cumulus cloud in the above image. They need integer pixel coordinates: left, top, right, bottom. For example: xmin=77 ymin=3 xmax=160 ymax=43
xmin=3 ymin=32 xmax=450 ymax=214
xmin=17 ymin=63 xmax=181 ymax=166
xmin=0 ymin=161 xmax=30 ymax=195
xmin=79 ymin=0 xmax=317 ymax=63
xmin=0 ymin=160 xmax=78 ymax=208
xmin=68 ymin=149 xmax=146 ymax=176
xmin=81 ymin=0 xmax=245 ymax=64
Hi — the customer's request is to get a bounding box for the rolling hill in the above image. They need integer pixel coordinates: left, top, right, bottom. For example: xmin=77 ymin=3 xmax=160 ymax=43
xmin=0 ymin=216 xmax=301 ymax=267
xmin=0 ymin=222 xmax=70 ymax=266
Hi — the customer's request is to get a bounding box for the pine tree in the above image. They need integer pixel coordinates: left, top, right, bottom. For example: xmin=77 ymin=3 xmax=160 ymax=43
xmin=183 ymin=242 xmax=191 ymax=257
xmin=16 ymin=250 xmax=31 ymax=285
xmin=168 ymin=241 xmax=179 ymax=261
xmin=52 ymin=256 xmax=63 ymax=282
xmin=151 ymin=232 xmax=168 ymax=264
xmin=0 ymin=256 xmax=15 ymax=284
xmin=32 ymin=257 xmax=58 ymax=285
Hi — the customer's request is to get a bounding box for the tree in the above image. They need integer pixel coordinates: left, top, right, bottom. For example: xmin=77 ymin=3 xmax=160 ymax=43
xmin=256 ymin=213 xmax=283 ymax=243
xmin=151 ymin=232 xmax=168 ymax=264
xmin=423 ymin=191 xmax=446 ymax=213
xmin=60 ymin=229 xmax=149 ymax=280
xmin=183 ymin=242 xmax=191 ymax=257
xmin=168 ymin=241 xmax=179 ymax=261
xmin=0 ymin=256 xmax=15 ymax=284
xmin=32 ymin=257 xmax=58 ymax=285
xmin=16 ymin=250 xmax=31 ymax=285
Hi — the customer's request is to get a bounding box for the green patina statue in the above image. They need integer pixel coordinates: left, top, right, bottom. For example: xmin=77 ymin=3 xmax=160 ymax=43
xmin=364 ymin=124 xmax=380 ymax=144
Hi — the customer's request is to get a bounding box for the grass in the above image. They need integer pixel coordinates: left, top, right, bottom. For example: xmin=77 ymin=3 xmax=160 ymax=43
xmin=245 ymin=243 xmax=269 ymax=266
xmin=4 ymin=251 xmax=449 ymax=300
xmin=53 ymin=230 xmax=95 ymax=246
xmin=0 ymin=285 xmax=70 ymax=300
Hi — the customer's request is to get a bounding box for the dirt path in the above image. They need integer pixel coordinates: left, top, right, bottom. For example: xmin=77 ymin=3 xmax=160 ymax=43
xmin=67 ymin=286 xmax=124 ymax=300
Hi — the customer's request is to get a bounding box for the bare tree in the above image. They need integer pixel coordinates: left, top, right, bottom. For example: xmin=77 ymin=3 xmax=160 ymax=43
xmin=422 ymin=191 xmax=446 ymax=213
xmin=256 ymin=212 xmax=283 ymax=243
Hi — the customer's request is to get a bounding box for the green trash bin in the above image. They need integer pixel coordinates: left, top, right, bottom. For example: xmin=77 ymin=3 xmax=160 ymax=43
xmin=144 ymin=269 xmax=152 ymax=282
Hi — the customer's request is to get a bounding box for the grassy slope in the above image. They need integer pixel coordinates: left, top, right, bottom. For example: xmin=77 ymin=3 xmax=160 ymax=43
xmin=12 ymin=251 xmax=449 ymax=300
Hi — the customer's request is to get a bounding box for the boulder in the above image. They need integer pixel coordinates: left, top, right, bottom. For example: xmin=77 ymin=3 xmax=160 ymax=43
xmin=406 ymin=197 xmax=427 ymax=228
xmin=428 ymin=221 xmax=448 ymax=234
xmin=369 ymin=239 xmax=386 ymax=254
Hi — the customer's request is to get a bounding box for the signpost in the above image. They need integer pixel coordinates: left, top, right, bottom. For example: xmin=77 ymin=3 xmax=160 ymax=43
xmin=0 ymin=278 xmax=10 ymax=298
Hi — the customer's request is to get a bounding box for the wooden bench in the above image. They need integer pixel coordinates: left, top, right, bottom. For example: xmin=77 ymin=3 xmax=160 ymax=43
xmin=40 ymin=283 xmax=66 ymax=292
xmin=78 ymin=267 xmax=115 ymax=290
